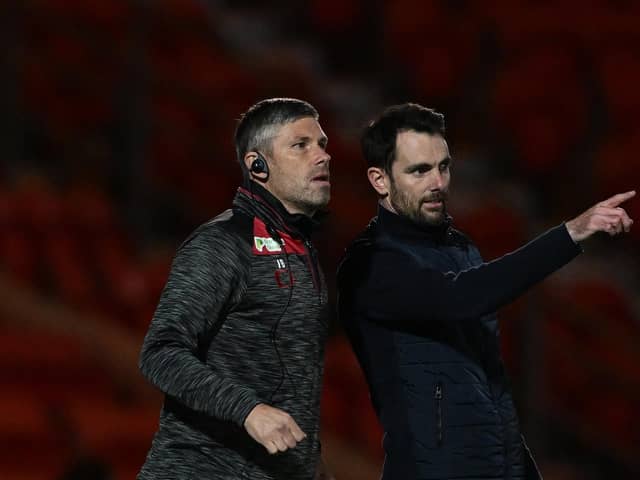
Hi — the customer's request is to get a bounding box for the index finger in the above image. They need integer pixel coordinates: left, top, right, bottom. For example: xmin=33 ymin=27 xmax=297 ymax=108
xmin=600 ymin=190 xmax=636 ymax=208
xmin=288 ymin=420 xmax=306 ymax=442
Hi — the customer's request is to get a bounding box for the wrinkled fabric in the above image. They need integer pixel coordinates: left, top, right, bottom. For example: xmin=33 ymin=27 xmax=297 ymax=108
xmin=337 ymin=205 xmax=580 ymax=480
xmin=138 ymin=185 xmax=329 ymax=479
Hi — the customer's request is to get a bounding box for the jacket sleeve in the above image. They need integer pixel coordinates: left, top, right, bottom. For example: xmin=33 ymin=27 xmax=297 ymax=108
xmin=343 ymin=223 xmax=581 ymax=329
xmin=138 ymin=225 xmax=261 ymax=427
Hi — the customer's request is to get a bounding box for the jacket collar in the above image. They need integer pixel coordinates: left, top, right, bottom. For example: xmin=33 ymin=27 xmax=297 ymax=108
xmin=376 ymin=202 xmax=453 ymax=244
xmin=233 ymin=181 xmax=318 ymax=240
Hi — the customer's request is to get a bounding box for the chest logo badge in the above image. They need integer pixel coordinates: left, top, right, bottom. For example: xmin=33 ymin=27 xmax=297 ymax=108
xmin=254 ymin=236 xmax=283 ymax=253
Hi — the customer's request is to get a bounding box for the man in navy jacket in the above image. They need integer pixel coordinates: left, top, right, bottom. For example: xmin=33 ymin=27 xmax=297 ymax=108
xmin=337 ymin=103 xmax=634 ymax=479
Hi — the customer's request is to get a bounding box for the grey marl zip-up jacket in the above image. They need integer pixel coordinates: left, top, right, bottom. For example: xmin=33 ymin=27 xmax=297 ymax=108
xmin=137 ymin=183 xmax=329 ymax=480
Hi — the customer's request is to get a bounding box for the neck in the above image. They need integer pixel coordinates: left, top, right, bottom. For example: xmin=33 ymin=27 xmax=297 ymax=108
xmin=254 ymin=181 xmax=316 ymax=218
xmin=280 ymin=200 xmax=316 ymax=218
xmin=238 ymin=181 xmax=321 ymax=239
xmin=380 ymin=197 xmax=396 ymax=215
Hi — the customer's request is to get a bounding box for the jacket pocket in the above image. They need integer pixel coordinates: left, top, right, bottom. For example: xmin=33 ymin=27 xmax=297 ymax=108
xmin=434 ymin=380 xmax=444 ymax=447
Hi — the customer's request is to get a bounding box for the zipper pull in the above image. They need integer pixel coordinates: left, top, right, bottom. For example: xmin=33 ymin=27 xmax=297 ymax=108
xmin=435 ymin=383 xmax=442 ymax=399
xmin=304 ymin=239 xmax=314 ymax=254
xmin=266 ymin=224 xmax=284 ymax=247
xmin=435 ymin=382 xmax=443 ymax=447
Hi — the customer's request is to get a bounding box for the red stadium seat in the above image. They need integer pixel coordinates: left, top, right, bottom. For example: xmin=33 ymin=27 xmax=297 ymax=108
xmin=491 ymin=43 xmax=588 ymax=179
xmin=592 ymin=130 xmax=640 ymax=208
xmin=64 ymin=184 xmax=118 ymax=237
xmin=0 ymin=330 xmax=117 ymax=402
xmin=149 ymin=0 xmax=212 ymax=30
xmin=63 ymin=398 xmax=158 ymax=473
xmin=0 ymin=392 xmax=67 ymax=479
xmin=310 ymin=0 xmax=363 ymax=33
xmin=383 ymin=0 xmax=446 ymax=65
xmin=322 ymin=336 xmax=383 ymax=457
xmin=21 ymin=0 xmax=128 ymax=141
xmin=541 ymin=278 xmax=640 ymax=456
xmin=596 ymin=48 xmax=640 ymax=129
xmin=383 ymin=0 xmax=481 ymax=101
xmin=42 ymin=230 xmax=100 ymax=308
xmin=0 ymin=229 xmax=39 ymax=286
xmin=453 ymin=198 xmax=527 ymax=260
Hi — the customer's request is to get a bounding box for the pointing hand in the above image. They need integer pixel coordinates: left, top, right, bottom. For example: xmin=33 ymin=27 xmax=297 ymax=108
xmin=565 ymin=190 xmax=635 ymax=242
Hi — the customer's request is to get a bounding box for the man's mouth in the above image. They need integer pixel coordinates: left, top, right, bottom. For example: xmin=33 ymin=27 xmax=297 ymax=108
xmin=422 ymin=197 xmax=444 ymax=208
xmin=311 ymin=173 xmax=330 ymax=184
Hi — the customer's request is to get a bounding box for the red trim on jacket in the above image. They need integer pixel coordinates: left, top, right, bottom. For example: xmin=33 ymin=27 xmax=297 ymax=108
xmin=252 ymin=218 xmax=306 ymax=255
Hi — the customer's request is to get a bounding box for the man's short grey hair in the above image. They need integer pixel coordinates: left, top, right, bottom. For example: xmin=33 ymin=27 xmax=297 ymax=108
xmin=234 ymin=98 xmax=319 ymax=175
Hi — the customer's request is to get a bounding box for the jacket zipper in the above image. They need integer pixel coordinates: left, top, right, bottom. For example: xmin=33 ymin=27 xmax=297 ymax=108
xmin=499 ymin=405 xmax=510 ymax=479
xmin=489 ymin=384 xmax=510 ymax=480
xmin=435 ymin=381 xmax=443 ymax=447
xmin=304 ymin=240 xmax=321 ymax=291
xmin=463 ymin=246 xmax=511 ymax=479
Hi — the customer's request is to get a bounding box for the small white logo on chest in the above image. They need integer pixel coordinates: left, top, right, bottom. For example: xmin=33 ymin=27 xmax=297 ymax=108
xmin=276 ymin=258 xmax=286 ymax=269
xmin=254 ymin=236 xmax=283 ymax=252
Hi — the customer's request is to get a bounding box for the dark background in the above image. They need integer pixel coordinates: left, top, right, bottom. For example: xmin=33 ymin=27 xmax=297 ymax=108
xmin=1 ymin=1 xmax=639 ymax=479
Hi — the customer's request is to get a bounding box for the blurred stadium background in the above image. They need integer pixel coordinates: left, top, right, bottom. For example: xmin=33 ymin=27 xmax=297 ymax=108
xmin=1 ymin=0 xmax=639 ymax=479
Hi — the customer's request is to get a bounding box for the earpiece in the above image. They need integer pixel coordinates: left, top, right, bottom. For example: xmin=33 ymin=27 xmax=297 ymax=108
xmin=250 ymin=153 xmax=269 ymax=176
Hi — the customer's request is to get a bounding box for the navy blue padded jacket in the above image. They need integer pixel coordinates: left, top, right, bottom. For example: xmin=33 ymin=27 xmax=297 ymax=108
xmin=337 ymin=205 xmax=581 ymax=480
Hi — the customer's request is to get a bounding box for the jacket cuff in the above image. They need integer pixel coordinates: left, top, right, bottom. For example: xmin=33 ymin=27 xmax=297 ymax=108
xmin=230 ymin=392 xmax=265 ymax=428
xmin=559 ymin=222 xmax=584 ymax=253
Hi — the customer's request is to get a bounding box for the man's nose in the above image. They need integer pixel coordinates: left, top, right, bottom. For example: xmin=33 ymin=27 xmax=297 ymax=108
xmin=431 ymin=170 xmax=444 ymax=190
xmin=315 ymin=148 xmax=331 ymax=165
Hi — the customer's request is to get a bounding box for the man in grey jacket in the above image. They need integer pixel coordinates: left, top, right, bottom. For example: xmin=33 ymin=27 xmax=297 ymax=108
xmin=138 ymin=98 xmax=334 ymax=479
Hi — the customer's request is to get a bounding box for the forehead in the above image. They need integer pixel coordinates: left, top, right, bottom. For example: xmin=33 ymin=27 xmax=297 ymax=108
xmin=394 ymin=130 xmax=449 ymax=166
xmin=273 ymin=117 xmax=326 ymax=141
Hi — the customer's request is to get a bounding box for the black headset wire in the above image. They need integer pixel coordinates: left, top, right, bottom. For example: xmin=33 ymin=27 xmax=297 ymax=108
xmin=241 ymin=154 xmax=312 ymax=476
xmin=240 ymin=155 xmax=297 ymax=478
xmin=266 ymin=228 xmax=297 ymax=404
xmin=247 ymin=152 xmax=297 ymax=404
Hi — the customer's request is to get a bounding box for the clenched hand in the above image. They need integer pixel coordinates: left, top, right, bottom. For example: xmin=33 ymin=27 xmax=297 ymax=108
xmin=566 ymin=191 xmax=635 ymax=242
xmin=244 ymin=403 xmax=306 ymax=454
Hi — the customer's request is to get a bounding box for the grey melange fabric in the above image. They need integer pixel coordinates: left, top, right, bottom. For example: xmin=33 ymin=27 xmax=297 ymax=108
xmin=137 ymin=185 xmax=329 ymax=479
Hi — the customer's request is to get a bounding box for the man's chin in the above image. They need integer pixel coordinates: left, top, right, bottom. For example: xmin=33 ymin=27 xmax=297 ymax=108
xmin=416 ymin=210 xmax=446 ymax=227
xmin=300 ymin=195 xmax=330 ymax=215
xmin=315 ymin=194 xmax=330 ymax=210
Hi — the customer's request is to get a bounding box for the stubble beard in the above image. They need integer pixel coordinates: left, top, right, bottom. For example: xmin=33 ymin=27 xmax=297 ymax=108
xmin=283 ymin=181 xmax=330 ymax=217
xmin=389 ymin=182 xmax=447 ymax=228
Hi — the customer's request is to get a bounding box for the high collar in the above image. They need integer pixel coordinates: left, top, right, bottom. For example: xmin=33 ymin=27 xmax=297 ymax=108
xmin=376 ymin=202 xmax=453 ymax=243
xmin=233 ymin=181 xmax=319 ymax=239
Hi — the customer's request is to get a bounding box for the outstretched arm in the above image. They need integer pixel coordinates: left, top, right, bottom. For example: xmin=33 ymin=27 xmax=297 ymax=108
xmin=342 ymin=191 xmax=635 ymax=329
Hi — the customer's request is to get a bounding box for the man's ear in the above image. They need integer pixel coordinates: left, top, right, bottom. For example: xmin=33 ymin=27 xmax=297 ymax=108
xmin=243 ymin=152 xmax=257 ymax=173
xmin=367 ymin=167 xmax=390 ymax=197
xmin=244 ymin=151 xmax=269 ymax=181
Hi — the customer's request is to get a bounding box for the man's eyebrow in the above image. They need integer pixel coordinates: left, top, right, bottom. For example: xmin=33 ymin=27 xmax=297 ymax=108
xmin=404 ymin=162 xmax=432 ymax=173
xmin=404 ymin=156 xmax=451 ymax=173
xmin=290 ymin=135 xmax=329 ymax=144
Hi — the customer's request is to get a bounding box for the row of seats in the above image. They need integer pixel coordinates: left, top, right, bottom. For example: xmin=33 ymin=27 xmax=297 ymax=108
xmin=0 ymin=176 xmax=169 ymax=333
xmin=15 ymin=0 xmax=640 ymax=223
xmin=3 ymin=0 xmax=640 ymax=476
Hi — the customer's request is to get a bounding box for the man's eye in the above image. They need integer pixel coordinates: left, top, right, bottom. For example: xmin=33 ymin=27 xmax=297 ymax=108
xmin=440 ymin=163 xmax=450 ymax=172
xmin=293 ymin=142 xmax=306 ymax=149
